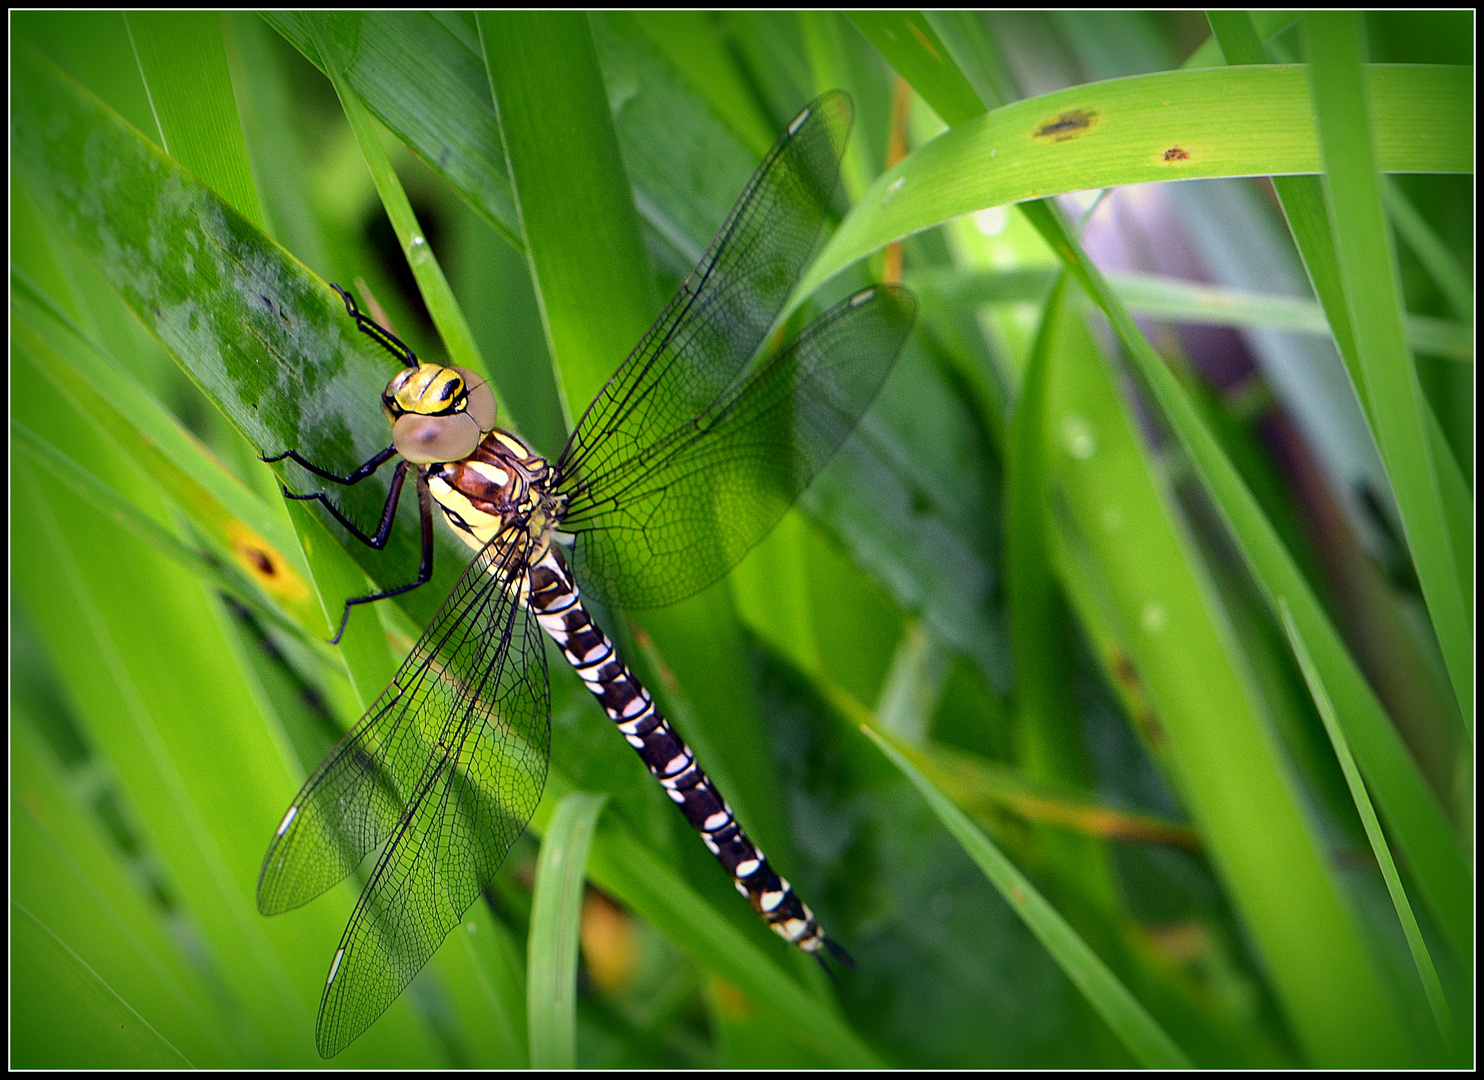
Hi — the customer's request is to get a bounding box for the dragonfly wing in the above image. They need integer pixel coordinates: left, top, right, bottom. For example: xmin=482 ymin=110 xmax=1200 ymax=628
xmin=562 ymin=285 xmax=916 ymax=609
xmin=256 ymin=535 xmax=549 ymax=1057
xmin=558 ymin=91 xmax=852 ymax=488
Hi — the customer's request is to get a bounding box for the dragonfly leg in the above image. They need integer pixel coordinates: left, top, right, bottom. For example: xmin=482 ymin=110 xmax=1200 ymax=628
xmin=327 ymin=469 xmax=437 ymax=644
xmin=262 ymin=443 xmax=399 ymax=486
xmin=331 ymin=283 xmax=419 ymax=369
xmin=277 ymin=455 xmax=411 ymax=551
xmin=267 ymin=445 xmax=403 ymax=551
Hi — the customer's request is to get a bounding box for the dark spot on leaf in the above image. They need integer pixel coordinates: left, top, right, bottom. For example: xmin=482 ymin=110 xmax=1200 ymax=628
xmin=906 ymin=20 xmax=940 ymax=61
xmin=1163 ymin=146 xmax=1189 ymax=162
xmin=238 ymin=542 xmax=277 ymax=577
xmin=1034 ymin=109 xmax=1097 ymax=142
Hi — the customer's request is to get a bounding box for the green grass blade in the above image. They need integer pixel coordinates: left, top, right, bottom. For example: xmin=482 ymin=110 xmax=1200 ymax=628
xmin=525 ymin=764 xmax=880 ymax=1066
xmin=10 ymin=294 xmax=321 ymax=635
xmin=527 ymin=792 xmax=608 ymax=1069
xmin=478 ymin=11 xmax=660 ymax=420
xmin=1383 ymin=177 xmax=1473 ymax=322
xmin=862 ymin=727 xmax=1191 ymax=1068
xmin=12 ymin=719 xmax=234 ymax=1065
xmin=1278 ymin=600 xmax=1454 ymax=1054
xmin=1005 ymin=274 xmax=1084 ymax=784
xmin=264 ymin=11 xmax=521 ymax=247
xmin=872 ymin=622 xmax=951 ymax=746
xmin=1025 ymin=257 xmax=1410 ymax=1064
xmin=124 ymin=11 xmax=265 ymax=231
xmin=911 ymin=266 xmax=1471 ymax=362
xmin=1019 ymin=190 xmax=1472 ymax=986
xmin=1207 ymin=13 xmax=1475 ymax=659
xmin=12 ymin=419 xmax=299 ymax=644
xmin=583 ymin=821 xmax=882 ymax=1066
xmin=10 ymin=450 xmax=392 ymax=1065
xmin=1306 ymin=13 xmax=1472 ymax=734
xmin=848 ymin=12 xmax=987 ymax=126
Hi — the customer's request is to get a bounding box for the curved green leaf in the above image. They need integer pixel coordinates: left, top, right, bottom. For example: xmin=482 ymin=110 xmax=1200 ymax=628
xmin=803 ymin=64 xmax=1471 ymax=298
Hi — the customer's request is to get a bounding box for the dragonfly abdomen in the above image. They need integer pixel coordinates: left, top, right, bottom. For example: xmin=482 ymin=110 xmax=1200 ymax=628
xmin=526 ymin=547 xmax=831 ymax=956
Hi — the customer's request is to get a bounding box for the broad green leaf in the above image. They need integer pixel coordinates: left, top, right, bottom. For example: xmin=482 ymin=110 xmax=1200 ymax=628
xmin=11 ymin=903 xmax=194 ymax=1068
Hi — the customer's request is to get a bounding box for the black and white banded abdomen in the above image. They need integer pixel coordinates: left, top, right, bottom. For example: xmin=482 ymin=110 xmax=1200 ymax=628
xmin=525 ymin=547 xmax=828 ymax=954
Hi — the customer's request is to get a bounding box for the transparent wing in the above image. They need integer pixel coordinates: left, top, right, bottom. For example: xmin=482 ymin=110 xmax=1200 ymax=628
xmin=256 ymin=532 xmax=549 ymax=1057
xmin=557 ymin=90 xmax=852 ymax=500
xmin=561 ymin=286 xmax=916 ymax=608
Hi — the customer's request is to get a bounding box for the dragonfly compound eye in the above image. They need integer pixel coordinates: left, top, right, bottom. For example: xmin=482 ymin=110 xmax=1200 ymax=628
xmin=452 ymin=367 xmax=497 ymax=432
xmin=392 ymin=411 xmax=482 ymax=464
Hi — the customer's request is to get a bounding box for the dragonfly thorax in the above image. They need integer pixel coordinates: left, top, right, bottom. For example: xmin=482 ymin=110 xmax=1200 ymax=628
xmin=384 ymin=362 xmax=498 ymax=465
xmin=427 ymin=428 xmax=565 ymax=557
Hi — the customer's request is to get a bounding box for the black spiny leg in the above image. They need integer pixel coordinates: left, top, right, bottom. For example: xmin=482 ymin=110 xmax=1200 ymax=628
xmin=331 ymin=283 xmax=419 ymax=369
xmin=262 ymin=444 xmax=404 ymax=549
xmin=326 ymin=468 xmax=437 ymax=645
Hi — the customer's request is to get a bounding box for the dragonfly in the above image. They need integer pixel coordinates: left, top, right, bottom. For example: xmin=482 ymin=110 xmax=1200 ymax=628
xmin=257 ymin=90 xmax=915 ymax=1057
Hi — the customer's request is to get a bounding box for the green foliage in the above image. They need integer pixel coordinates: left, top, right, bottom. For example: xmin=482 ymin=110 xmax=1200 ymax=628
xmin=10 ymin=10 xmax=1472 ymax=1068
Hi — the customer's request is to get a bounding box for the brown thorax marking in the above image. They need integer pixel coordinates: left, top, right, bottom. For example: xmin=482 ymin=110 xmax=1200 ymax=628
xmin=430 ymin=428 xmax=566 ymax=551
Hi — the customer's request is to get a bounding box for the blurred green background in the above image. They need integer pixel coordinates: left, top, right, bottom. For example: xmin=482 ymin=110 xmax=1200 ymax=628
xmin=10 ymin=11 xmax=1473 ymax=1069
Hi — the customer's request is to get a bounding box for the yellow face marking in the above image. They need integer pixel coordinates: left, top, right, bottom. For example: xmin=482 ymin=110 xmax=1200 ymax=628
xmin=387 ymin=363 xmax=465 ymax=418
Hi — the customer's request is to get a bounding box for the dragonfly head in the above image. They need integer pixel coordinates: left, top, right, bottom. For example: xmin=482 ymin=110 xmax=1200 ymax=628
xmin=383 ymin=363 xmax=498 ymax=464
